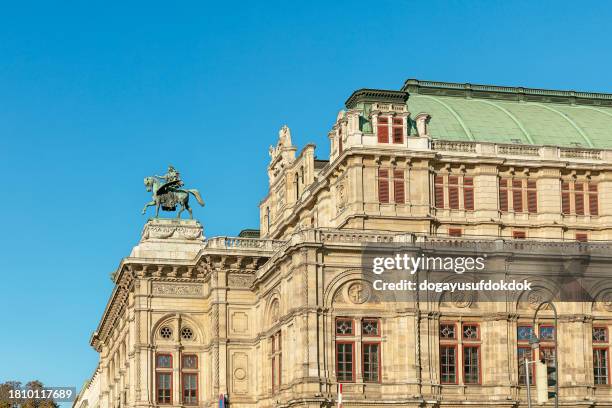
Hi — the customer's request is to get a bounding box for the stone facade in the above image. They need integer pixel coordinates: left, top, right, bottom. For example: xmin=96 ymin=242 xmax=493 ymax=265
xmin=82 ymin=80 xmax=612 ymax=408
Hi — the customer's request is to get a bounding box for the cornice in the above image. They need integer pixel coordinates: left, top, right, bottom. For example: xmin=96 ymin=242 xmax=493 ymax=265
xmin=345 ymin=88 xmax=409 ymax=109
xmin=403 ymin=78 xmax=612 ymax=106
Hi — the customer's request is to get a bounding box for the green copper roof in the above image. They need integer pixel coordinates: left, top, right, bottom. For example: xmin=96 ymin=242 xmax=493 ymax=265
xmin=402 ymin=80 xmax=612 ymax=149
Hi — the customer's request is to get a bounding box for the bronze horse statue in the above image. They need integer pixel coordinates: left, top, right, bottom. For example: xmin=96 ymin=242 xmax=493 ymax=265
xmin=142 ymin=176 xmax=205 ymax=219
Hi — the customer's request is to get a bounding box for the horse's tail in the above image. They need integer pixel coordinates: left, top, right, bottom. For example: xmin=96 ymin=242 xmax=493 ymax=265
xmin=188 ymin=189 xmax=205 ymax=207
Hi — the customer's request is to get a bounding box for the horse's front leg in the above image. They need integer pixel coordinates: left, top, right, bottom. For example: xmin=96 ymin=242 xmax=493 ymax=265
xmin=142 ymin=201 xmax=156 ymax=215
xmin=177 ymin=204 xmax=184 ymax=219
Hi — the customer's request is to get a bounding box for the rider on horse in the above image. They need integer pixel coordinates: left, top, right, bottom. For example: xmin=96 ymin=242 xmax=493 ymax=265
xmin=155 ymin=165 xmax=184 ymax=191
xmin=142 ymin=165 xmax=205 ymax=219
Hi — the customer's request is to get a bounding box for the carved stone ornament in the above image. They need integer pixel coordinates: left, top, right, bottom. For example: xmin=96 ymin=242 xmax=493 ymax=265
xmin=228 ymin=274 xmax=254 ymax=288
xmin=152 ymin=282 xmax=203 ymax=297
xmin=450 ymin=290 xmax=473 ymax=308
xmin=142 ymin=219 xmax=203 ymax=241
xmin=347 ymin=282 xmax=371 ymax=304
xmin=598 ymin=291 xmax=612 ymax=312
xmin=336 ymin=179 xmax=347 ymax=211
xmin=527 ymin=289 xmax=551 ymax=310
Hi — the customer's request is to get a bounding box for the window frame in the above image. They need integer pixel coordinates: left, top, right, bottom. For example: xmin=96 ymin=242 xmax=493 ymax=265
xmin=391 ymin=117 xmax=403 ymax=144
xmin=462 ymin=344 xmax=481 ymax=385
xmin=376 ymin=116 xmax=390 ymax=144
xmin=181 ymin=372 xmax=198 ymax=405
xmin=517 ymin=346 xmax=535 ymax=385
xmin=378 ymin=169 xmax=390 ymax=204
xmin=593 ymin=326 xmax=609 ymax=344
xmin=362 ymin=341 xmax=382 ymax=383
xmin=434 ymin=173 xmax=474 ymax=211
xmin=538 ymin=324 xmax=555 ymax=342
xmin=462 ymin=322 xmax=480 ymax=341
xmin=562 ymin=179 xmax=599 ymax=216
xmin=156 ymin=353 xmax=173 ymax=369
xmin=499 ymin=177 xmax=538 ymax=214
xmin=439 ymin=322 xmax=458 ymax=385
xmin=392 ymin=169 xmax=405 ymax=204
xmin=440 ymin=344 xmax=458 ymax=385
xmin=335 ymin=317 xmax=354 ymax=337
xmin=362 ymin=318 xmax=381 ymax=337
xmin=335 ymin=341 xmax=355 ymax=383
xmin=270 ymin=331 xmax=282 ymax=393
xmin=594 ymin=347 xmax=610 ymax=386
xmin=156 ymin=371 xmax=173 ymax=405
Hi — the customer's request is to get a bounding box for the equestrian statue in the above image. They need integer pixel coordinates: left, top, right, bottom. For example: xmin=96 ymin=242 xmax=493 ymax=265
xmin=142 ymin=165 xmax=205 ymax=219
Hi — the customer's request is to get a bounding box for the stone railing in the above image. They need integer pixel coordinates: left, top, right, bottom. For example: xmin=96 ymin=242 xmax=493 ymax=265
xmin=431 ymin=140 xmax=476 ymax=153
xmin=560 ymin=148 xmax=602 ymax=160
xmin=205 ymin=236 xmax=285 ymax=251
xmin=316 ymin=229 xmax=397 ymax=244
xmin=496 ymin=144 xmax=540 ymax=156
xmin=413 ymin=234 xmax=612 ymax=255
xmin=429 ymin=139 xmax=607 ymax=162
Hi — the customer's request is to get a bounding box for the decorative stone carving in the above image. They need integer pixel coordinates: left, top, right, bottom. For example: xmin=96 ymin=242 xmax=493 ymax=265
xmin=336 ymin=178 xmax=347 ymax=211
xmin=231 ymin=311 xmax=248 ymax=334
xmin=141 ymin=219 xmax=204 ymax=241
xmin=152 ymin=282 xmax=203 ymax=297
xmin=275 ymin=186 xmax=286 ymax=212
xmin=228 ymin=274 xmax=254 ymax=288
xmin=347 ymin=282 xmax=371 ymax=304
xmin=450 ymin=290 xmax=474 ymax=308
xmin=597 ymin=291 xmax=612 ymax=312
xmin=231 ymin=352 xmax=248 ymax=394
xmin=527 ymin=289 xmax=551 ymax=310
xmin=269 ymin=299 xmax=280 ymax=323
xmin=268 ymin=125 xmax=297 ymax=183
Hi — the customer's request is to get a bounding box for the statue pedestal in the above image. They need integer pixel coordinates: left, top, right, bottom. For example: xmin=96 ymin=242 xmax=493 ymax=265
xmin=129 ymin=218 xmax=205 ymax=261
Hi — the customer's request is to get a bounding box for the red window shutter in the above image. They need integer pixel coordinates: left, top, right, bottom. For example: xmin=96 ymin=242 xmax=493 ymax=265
xmin=575 ymin=183 xmax=584 ymax=215
xmin=527 ymin=180 xmax=537 ymax=213
xmin=499 ymin=179 xmax=508 ymax=212
xmin=393 ymin=170 xmax=405 ymax=204
xmin=463 ymin=177 xmax=474 ymax=210
xmin=377 ymin=116 xmax=389 ymax=144
xmin=338 ymin=127 xmax=343 ymax=154
xmin=392 ymin=126 xmax=403 ymax=144
xmin=392 ymin=118 xmax=403 ymax=144
xmin=448 ymin=176 xmax=459 ymax=209
xmin=589 ymin=183 xmax=599 ymax=216
xmin=512 ymin=180 xmax=523 ymax=213
xmin=378 ymin=169 xmax=389 ymax=203
xmin=513 ymin=231 xmax=526 ymax=239
xmin=448 ymin=228 xmax=462 ymax=237
xmin=575 ymin=233 xmax=588 ymax=242
xmin=435 ymin=175 xmax=445 ymax=208
xmin=561 ymin=181 xmax=570 ymax=215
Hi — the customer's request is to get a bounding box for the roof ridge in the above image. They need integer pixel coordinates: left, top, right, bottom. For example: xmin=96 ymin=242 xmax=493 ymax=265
xmin=402 ymin=79 xmax=612 ymax=103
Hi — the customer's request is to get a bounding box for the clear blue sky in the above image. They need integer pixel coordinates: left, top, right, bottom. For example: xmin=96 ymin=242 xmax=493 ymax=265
xmin=1 ymin=0 xmax=611 ymax=396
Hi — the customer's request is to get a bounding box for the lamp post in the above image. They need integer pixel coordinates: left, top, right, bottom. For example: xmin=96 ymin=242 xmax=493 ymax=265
xmin=531 ymin=301 xmax=559 ymax=408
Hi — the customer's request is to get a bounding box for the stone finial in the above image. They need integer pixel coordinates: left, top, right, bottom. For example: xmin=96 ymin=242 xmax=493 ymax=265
xmin=268 ymin=125 xmax=297 ymax=183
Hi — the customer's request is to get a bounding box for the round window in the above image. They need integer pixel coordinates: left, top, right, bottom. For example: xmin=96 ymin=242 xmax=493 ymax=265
xmin=160 ymin=326 xmax=173 ymax=339
xmin=181 ymin=327 xmax=194 ymax=340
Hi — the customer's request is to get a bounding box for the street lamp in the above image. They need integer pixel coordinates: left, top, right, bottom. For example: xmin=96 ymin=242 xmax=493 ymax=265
xmin=531 ymin=301 xmax=559 ymax=408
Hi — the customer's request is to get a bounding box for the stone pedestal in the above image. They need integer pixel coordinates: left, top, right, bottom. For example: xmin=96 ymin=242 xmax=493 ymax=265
xmin=129 ymin=218 xmax=205 ymax=261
